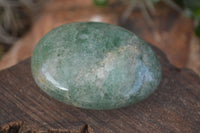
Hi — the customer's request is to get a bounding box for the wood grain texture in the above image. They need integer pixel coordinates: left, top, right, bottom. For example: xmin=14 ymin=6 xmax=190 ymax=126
xmin=0 ymin=43 xmax=200 ymax=132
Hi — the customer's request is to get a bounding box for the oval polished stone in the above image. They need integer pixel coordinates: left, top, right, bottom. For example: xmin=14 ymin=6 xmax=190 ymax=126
xmin=31 ymin=22 xmax=161 ymax=110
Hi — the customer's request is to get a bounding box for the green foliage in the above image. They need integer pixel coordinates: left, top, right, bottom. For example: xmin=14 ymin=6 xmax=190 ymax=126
xmin=195 ymin=22 xmax=200 ymax=37
xmin=183 ymin=0 xmax=200 ymax=12
xmin=93 ymin=0 xmax=108 ymax=7
xmin=193 ymin=8 xmax=200 ymax=20
xmin=182 ymin=0 xmax=200 ymax=37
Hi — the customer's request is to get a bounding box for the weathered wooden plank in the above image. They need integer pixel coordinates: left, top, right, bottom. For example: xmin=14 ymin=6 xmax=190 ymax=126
xmin=0 ymin=44 xmax=199 ymax=132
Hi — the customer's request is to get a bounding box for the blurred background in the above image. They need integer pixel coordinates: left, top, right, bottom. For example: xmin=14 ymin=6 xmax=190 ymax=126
xmin=0 ymin=0 xmax=199 ymax=75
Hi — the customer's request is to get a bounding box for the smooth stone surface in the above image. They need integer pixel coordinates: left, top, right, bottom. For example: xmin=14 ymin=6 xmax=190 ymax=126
xmin=31 ymin=22 xmax=161 ymax=110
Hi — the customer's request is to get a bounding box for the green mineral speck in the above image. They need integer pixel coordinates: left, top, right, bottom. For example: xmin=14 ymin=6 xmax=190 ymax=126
xmin=31 ymin=22 xmax=162 ymax=110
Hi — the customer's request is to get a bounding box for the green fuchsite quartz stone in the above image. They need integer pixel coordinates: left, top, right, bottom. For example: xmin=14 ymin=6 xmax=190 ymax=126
xmin=31 ymin=22 xmax=161 ymax=110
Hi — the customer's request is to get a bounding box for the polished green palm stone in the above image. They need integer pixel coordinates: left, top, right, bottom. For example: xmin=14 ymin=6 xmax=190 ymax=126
xmin=31 ymin=22 xmax=161 ymax=110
